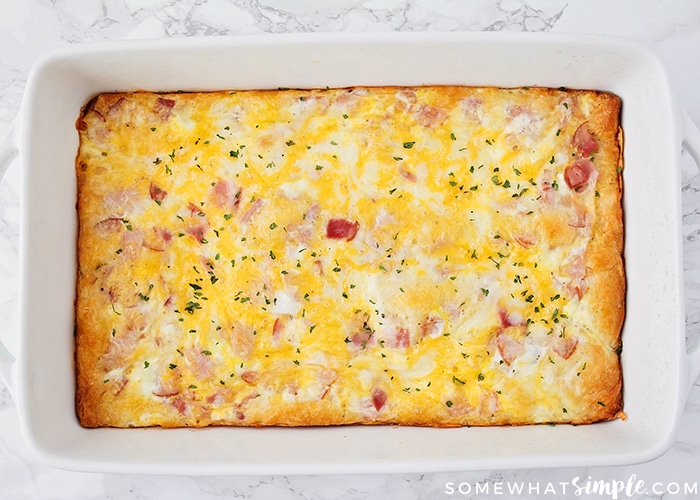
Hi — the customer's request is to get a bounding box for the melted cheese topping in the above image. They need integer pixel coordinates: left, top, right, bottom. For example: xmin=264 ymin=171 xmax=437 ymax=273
xmin=75 ymin=87 xmax=624 ymax=427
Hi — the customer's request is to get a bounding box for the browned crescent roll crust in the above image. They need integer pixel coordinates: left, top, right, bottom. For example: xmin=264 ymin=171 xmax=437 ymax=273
xmin=75 ymin=86 xmax=624 ymax=428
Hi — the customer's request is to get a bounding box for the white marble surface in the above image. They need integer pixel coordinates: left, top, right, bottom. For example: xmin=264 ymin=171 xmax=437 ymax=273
xmin=1 ymin=1 xmax=700 ymax=498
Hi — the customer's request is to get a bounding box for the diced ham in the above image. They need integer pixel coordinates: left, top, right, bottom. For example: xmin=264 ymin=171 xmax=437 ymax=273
xmin=111 ymin=376 xmax=128 ymax=396
xmin=201 ymin=256 xmax=215 ymax=272
xmin=564 ymin=158 xmax=597 ymax=192
xmin=394 ymin=89 xmax=417 ymax=112
xmin=240 ymin=371 xmax=260 ymax=384
xmin=171 ymin=397 xmax=187 ymax=415
xmin=346 ymin=312 xmax=376 ymax=352
xmin=335 ymin=89 xmax=359 ymax=105
xmin=284 ymin=381 xmax=300 ymax=397
xmin=296 ymin=94 xmax=331 ymax=114
xmin=507 ymin=105 xmax=532 ymax=118
xmin=356 ymin=208 xmax=394 ymax=254
xmin=156 ymin=226 xmax=173 ymax=243
xmin=499 ymin=309 xmax=524 ymax=329
xmin=175 ymin=203 xmax=210 ymax=243
xmin=100 ymin=318 xmax=145 ymax=371
xmin=489 ymin=392 xmax=499 ymax=414
xmin=230 ymin=322 xmax=255 ymax=359
xmin=567 ymin=202 xmax=590 ymax=228
xmin=149 ymin=182 xmax=167 ymax=204
xmin=245 ymin=278 xmax=276 ymax=309
xmin=444 ymin=302 xmax=465 ymax=322
xmin=206 ymin=392 xmax=223 ymax=405
xmin=561 ymin=249 xmax=587 ymax=299
xmin=120 ymin=229 xmax=144 ymax=259
xmin=416 ymin=105 xmax=448 ymax=127
xmin=272 ymin=317 xmax=285 ymax=343
xmin=100 ymin=338 xmax=130 ymax=373
xmin=326 ymin=218 xmax=359 ymax=241
xmin=319 ymin=368 xmax=338 ymax=399
xmin=514 ymin=233 xmax=537 ymax=248
xmin=211 ymin=180 xmax=242 ymax=210
xmin=559 ymin=97 xmax=575 ymax=115
xmin=420 ymin=315 xmax=445 ymax=339
xmin=142 ymin=238 xmax=165 ymax=252
xmin=240 ymin=198 xmax=264 ymax=224
xmin=553 ymin=337 xmax=579 ymax=360
xmin=445 ymin=397 xmax=473 ymax=417
xmin=94 ymin=217 xmax=124 ymax=234
xmin=79 ymin=102 xmax=113 ymax=141
xmin=287 ymin=204 xmax=320 ymax=245
xmin=319 ymin=368 xmax=338 ymax=388
xmin=573 ymin=122 xmax=598 ymax=157
xmin=233 ymin=391 xmax=261 ymax=422
xmin=373 ymin=208 xmax=394 ymax=228
xmin=186 ymin=224 xmax=208 ymax=243
xmin=153 ymin=380 xmax=180 ymax=398
xmin=239 ymin=392 xmax=261 ymax=407
xmin=103 ymin=187 xmax=137 ymax=216
xmin=394 ymin=327 xmax=410 ymax=349
xmin=185 ymin=348 xmax=214 ymax=379
xmin=371 ymin=387 xmax=387 ymax=412
xmin=143 ymin=226 xmax=172 ymax=252
xmin=106 ymin=97 xmax=127 ymax=118
xmin=496 ymin=332 xmax=525 ymax=366
xmin=304 ymin=204 xmax=321 ymax=222
xmin=188 ymin=202 xmax=204 ymax=217
xmin=381 ymin=325 xmax=410 ymax=349
xmin=350 ymin=328 xmax=375 ymax=350
xmin=477 ymin=391 xmax=500 ymax=419
xmin=79 ymin=108 xmax=104 ymax=127
xmin=393 ymin=90 xmax=448 ymax=126
xmin=153 ymin=97 xmax=175 ymax=121
xmin=460 ymin=96 xmax=483 ymax=120
xmin=157 ymin=97 xmax=176 ymax=108
xmin=332 ymin=88 xmax=367 ymax=114
xmin=207 ymin=388 xmax=233 ymax=406
xmin=506 ymin=104 xmax=542 ymax=137
xmin=399 ymin=167 xmax=417 ymax=182
xmin=286 ymin=223 xmax=312 ymax=245
xmin=538 ymin=169 xmax=557 ymax=204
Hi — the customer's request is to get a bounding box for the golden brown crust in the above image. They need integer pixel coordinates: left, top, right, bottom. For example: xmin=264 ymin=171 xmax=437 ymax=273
xmin=75 ymin=87 xmax=624 ymax=428
xmin=574 ymin=92 xmax=625 ymax=421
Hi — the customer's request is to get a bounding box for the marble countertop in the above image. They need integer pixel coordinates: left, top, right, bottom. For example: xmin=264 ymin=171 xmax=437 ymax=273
xmin=1 ymin=1 xmax=699 ymax=498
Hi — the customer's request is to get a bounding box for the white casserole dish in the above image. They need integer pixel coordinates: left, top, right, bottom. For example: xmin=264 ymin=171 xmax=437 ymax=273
xmin=1 ymin=32 xmax=700 ymax=474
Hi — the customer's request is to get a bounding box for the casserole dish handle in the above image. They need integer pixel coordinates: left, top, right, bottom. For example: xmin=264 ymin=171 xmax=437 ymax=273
xmin=0 ymin=122 xmax=18 ymax=394
xmin=683 ymin=110 xmax=700 ymax=393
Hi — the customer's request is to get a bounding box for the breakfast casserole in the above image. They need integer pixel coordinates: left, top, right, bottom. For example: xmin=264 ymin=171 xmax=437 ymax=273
xmin=74 ymin=86 xmax=624 ymax=427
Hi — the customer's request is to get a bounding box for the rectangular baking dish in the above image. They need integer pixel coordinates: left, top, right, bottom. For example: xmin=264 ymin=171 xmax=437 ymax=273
xmin=1 ymin=32 xmax=700 ymax=474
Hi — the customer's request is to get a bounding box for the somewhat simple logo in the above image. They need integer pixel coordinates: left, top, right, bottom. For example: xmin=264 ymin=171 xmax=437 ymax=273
xmin=571 ymin=475 xmax=645 ymax=499
xmin=444 ymin=475 xmax=698 ymax=498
